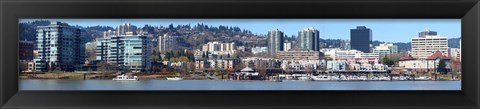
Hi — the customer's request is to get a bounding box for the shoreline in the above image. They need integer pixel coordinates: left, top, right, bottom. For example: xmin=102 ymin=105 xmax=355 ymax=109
xmin=18 ymin=78 xmax=461 ymax=82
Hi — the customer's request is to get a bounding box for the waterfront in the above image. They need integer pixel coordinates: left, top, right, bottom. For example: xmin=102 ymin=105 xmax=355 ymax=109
xmin=20 ymin=80 xmax=461 ymax=90
xmin=19 ymin=19 xmax=462 ymax=91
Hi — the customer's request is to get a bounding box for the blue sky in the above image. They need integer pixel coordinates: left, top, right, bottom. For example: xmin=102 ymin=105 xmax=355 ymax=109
xmin=20 ymin=19 xmax=460 ymax=42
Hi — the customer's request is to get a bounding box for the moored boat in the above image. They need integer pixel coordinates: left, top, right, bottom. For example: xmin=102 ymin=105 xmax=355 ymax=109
xmin=112 ymin=74 xmax=139 ymax=81
xmin=269 ymin=76 xmax=283 ymax=82
xmin=415 ymin=76 xmax=432 ymax=81
xmin=311 ymin=75 xmax=330 ymax=81
xmin=166 ymin=77 xmax=183 ymax=80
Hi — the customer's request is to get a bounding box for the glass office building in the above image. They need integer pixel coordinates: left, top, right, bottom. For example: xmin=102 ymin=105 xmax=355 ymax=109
xmin=96 ymin=35 xmax=151 ymax=72
xmin=34 ymin=22 xmax=84 ymax=72
xmin=350 ymin=26 xmax=372 ymax=53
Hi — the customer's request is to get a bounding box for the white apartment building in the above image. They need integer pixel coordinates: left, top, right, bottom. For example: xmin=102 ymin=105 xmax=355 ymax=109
xmin=399 ymin=51 xmax=451 ymax=73
xmin=320 ymin=48 xmax=380 ymax=60
xmin=373 ymin=43 xmax=398 ymax=57
xmin=320 ymin=48 xmax=339 ymax=59
xmin=200 ymin=41 xmax=236 ymax=55
xmin=411 ymin=35 xmax=448 ymax=59
xmin=448 ymin=48 xmax=461 ymax=61
xmin=281 ymin=60 xmax=322 ymax=71
xmin=320 ymin=49 xmax=385 ymax=71
xmin=334 ymin=49 xmax=379 ymax=59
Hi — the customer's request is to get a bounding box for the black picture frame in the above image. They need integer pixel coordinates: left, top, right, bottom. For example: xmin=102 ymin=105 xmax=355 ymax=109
xmin=1 ymin=0 xmax=479 ymax=109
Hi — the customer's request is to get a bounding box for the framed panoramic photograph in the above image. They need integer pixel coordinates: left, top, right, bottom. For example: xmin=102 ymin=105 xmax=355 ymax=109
xmin=1 ymin=0 xmax=479 ymax=109
xmin=17 ymin=18 xmax=462 ymax=91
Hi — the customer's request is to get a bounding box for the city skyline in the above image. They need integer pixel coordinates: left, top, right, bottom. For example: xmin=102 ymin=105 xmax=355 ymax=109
xmin=19 ymin=19 xmax=462 ymax=91
xmin=19 ymin=19 xmax=461 ymax=42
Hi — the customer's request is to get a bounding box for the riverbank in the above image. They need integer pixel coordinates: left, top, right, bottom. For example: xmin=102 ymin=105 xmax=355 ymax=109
xmin=19 ymin=72 xmax=211 ymax=80
xmin=19 ymin=72 xmax=461 ymax=81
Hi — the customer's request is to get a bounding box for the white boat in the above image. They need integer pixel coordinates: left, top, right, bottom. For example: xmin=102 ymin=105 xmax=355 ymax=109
xmin=330 ymin=76 xmax=341 ymax=80
xmin=398 ymin=76 xmax=410 ymax=80
xmin=352 ymin=76 xmax=368 ymax=81
xmin=166 ymin=77 xmax=183 ymax=80
xmin=370 ymin=76 xmax=379 ymax=80
xmin=269 ymin=76 xmax=283 ymax=82
xmin=379 ymin=76 xmax=391 ymax=81
xmin=392 ymin=76 xmax=400 ymax=80
xmin=340 ymin=75 xmax=348 ymax=80
xmin=312 ymin=75 xmax=330 ymax=81
xmin=415 ymin=76 xmax=431 ymax=81
xmin=297 ymin=76 xmax=311 ymax=81
xmin=112 ymin=74 xmax=139 ymax=81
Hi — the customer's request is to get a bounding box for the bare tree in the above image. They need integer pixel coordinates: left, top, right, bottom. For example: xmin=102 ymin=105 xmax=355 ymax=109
xmin=96 ymin=61 xmax=111 ymax=79
xmin=304 ymin=65 xmax=314 ymax=75
xmin=234 ymin=62 xmax=246 ymax=71
xmin=254 ymin=60 xmax=268 ymax=79
xmin=85 ymin=42 xmax=97 ymax=61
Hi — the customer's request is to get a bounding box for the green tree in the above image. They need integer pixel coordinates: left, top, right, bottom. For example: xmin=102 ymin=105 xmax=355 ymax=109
xmin=164 ymin=51 xmax=171 ymax=61
xmin=188 ymin=53 xmax=195 ymax=61
xmin=382 ymin=55 xmax=395 ymax=66
xmin=169 ymin=57 xmax=178 ymax=62
xmin=158 ymin=52 xmax=163 ymax=62
xmin=177 ymin=51 xmax=182 ymax=57
xmin=437 ymin=59 xmax=447 ymax=74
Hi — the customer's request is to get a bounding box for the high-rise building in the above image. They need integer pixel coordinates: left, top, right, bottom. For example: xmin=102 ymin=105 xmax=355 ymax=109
xmin=418 ymin=29 xmax=437 ymax=38
xmin=158 ymin=34 xmax=177 ymax=53
xmin=411 ymin=35 xmax=448 ymax=59
xmin=284 ymin=42 xmax=292 ymax=51
xmin=116 ymin=23 xmax=137 ymax=36
xmin=373 ymin=43 xmax=398 ymax=57
xmin=34 ymin=22 xmax=84 ymax=72
xmin=350 ymin=26 xmax=372 ymax=53
xmin=267 ymin=29 xmax=284 ymax=54
xmin=96 ymin=34 xmax=151 ymax=72
xmin=298 ymin=27 xmax=320 ymax=51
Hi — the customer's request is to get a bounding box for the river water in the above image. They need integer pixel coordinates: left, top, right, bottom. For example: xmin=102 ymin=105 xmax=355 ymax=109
xmin=19 ymin=80 xmax=461 ymax=90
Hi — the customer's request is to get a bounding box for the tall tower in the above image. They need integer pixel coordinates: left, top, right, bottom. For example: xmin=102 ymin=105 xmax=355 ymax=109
xmin=298 ymin=27 xmax=320 ymax=51
xmin=350 ymin=26 xmax=372 ymax=53
xmin=267 ymin=29 xmax=284 ymax=54
xmin=158 ymin=33 xmax=177 ymax=53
